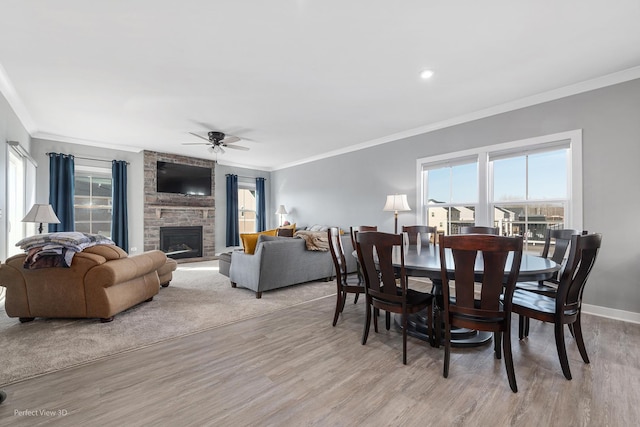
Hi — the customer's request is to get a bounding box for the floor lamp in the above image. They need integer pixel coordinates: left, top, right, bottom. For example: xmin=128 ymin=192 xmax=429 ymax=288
xmin=383 ymin=194 xmax=411 ymax=234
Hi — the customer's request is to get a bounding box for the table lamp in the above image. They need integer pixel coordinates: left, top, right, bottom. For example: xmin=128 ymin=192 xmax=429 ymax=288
xmin=383 ymin=194 xmax=411 ymax=234
xmin=22 ymin=204 xmax=61 ymax=234
xmin=275 ymin=204 xmax=288 ymax=226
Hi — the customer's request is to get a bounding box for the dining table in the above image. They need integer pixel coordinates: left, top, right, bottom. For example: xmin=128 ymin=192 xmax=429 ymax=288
xmin=390 ymin=241 xmax=561 ymax=348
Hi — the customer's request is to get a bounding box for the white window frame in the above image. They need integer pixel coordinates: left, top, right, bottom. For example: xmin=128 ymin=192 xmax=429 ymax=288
xmin=416 ymin=129 xmax=583 ymax=231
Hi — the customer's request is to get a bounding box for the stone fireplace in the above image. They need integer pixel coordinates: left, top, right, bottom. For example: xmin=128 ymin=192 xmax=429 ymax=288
xmin=143 ymin=151 xmax=216 ymax=262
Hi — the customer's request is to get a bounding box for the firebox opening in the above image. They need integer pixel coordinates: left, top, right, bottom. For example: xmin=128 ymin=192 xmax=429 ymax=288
xmin=160 ymin=226 xmax=203 ymax=259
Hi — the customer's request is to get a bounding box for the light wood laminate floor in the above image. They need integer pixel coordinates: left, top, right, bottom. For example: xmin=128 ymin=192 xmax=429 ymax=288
xmin=1 ymin=293 xmax=638 ymax=426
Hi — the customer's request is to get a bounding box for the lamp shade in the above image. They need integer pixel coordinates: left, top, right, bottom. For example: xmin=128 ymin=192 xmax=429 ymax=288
xmin=383 ymin=194 xmax=411 ymax=212
xmin=22 ymin=204 xmax=61 ymax=224
xmin=275 ymin=205 xmax=288 ymax=215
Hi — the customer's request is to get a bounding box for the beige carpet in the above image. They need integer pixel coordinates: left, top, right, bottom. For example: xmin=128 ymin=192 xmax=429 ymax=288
xmin=0 ymin=260 xmax=336 ymax=386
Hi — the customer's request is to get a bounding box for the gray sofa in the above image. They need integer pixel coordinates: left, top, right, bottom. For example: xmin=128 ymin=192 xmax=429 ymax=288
xmin=228 ymin=234 xmax=356 ymax=298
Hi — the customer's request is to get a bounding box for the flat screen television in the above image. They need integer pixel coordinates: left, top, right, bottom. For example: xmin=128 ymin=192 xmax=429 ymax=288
xmin=156 ymin=161 xmax=212 ymax=196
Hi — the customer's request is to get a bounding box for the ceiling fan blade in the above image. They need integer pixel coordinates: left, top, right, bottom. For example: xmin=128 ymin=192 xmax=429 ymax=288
xmin=188 ymin=132 xmax=211 ymax=142
xmin=225 ymin=144 xmax=250 ymax=151
xmin=182 ymin=142 xmax=211 ymax=145
xmin=222 ymin=136 xmax=241 ymax=144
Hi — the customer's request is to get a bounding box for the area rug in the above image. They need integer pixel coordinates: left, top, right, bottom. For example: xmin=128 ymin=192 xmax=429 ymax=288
xmin=0 ymin=260 xmax=336 ymax=386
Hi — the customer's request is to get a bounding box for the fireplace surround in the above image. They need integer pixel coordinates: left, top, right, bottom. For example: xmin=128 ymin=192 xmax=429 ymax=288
xmin=143 ymin=151 xmax=216 ymax=261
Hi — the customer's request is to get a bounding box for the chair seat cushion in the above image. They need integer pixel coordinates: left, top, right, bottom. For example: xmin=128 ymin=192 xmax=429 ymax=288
xmin=512 ymin=289 xmax=556 ymax=314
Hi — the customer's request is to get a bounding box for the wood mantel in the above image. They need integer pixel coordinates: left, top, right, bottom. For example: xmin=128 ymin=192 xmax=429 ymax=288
xmin=150 ymin=206 xmax=215 ymax=219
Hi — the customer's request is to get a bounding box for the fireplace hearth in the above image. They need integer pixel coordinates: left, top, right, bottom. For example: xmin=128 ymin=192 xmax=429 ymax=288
xmin=160 ymin=226 xmax=203 ymax=259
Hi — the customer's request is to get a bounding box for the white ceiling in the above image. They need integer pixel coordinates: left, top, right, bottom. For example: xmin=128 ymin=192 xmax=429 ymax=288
xmin=1 ymin=1 xmax=639 ymax=170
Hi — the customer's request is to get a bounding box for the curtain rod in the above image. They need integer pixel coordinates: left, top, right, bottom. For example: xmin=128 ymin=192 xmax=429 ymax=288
xmin=226 ymin=174 xmax=267 ymax=180
xmin=46 ymin=152 xmax=130 ymax=165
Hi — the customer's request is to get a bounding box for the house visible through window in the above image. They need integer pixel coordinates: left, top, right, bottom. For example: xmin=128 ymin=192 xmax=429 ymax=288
xmin=74 ymin=166 xmax=112 ymax=237
xmin=419 ymin=130 xmax=582 ymax=254
xmin=490 ymin=146 xmax=569 ymax=253
xmin=238 ymin=185 xmax=257 ymax=233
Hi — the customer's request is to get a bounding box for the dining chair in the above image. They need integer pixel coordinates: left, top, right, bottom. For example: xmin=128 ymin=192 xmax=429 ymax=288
xmin=458 ymin=225 xmax=499 ymax=235
xmin=516 ymin=229 xmax=587 ymax=337
xmin=350 ymin=226 xmax=377 ymax=285
xmin=355 ymin=231 xmax=435 ymax=364
xmin=402 ymin=225 xmax=436 ymax=246
xmin=328 ymin=227 xmax=365 ymax=326
xmin=511 ymin=233 xmax=602 ymax=380
xmin=439 ymin=233 xmax=523 ymax=392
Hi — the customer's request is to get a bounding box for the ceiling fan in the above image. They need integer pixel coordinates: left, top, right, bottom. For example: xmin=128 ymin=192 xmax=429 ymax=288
xmin=183 ymin=131 xmax=250 ymax=154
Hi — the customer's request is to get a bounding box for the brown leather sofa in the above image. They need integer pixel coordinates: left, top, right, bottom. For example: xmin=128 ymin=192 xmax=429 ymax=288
xmin=0 ymin=245 xmax=168 ymax=322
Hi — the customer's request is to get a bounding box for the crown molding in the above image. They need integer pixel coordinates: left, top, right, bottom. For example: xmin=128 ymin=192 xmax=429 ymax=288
xmin=0 ymin=62 xmax=37 ymax=134
xmin=32 ymin=131 xmax=143 ymax=153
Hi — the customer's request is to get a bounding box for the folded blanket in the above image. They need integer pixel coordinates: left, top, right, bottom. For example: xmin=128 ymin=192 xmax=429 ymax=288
xmin=17 ymin=232 xmax=116 ymax=269
xmin=294 ymin=230 xmax=329 ymax=252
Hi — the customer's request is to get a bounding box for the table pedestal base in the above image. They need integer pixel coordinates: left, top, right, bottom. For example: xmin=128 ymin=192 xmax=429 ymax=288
xmin=397 ymin=311 xmax=493 ymax=348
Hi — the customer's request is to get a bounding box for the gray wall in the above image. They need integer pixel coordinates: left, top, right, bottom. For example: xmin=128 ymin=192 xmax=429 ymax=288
xmin=271 ymin=78 xmax=640 ymax=315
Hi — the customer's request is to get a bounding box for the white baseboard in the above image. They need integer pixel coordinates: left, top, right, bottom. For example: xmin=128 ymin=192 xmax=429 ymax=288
xmin=582 ymin=304 xmax=640 ymax=324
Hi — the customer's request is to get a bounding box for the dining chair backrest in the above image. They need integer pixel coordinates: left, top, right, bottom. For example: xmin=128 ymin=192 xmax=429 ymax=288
xmin=350 ymin=226 xmax=377 ymax=255
xmin=328 ymin=227 xmax=347 ymax=282
xmin=537 ymin=228 xmax=588 ymax=283
xmin=356 ymin=231 xmax=406 ymax=302
xmin=458 ymin=226 xmax=500 ymax=235
xmin=439 ymin=234 xmax=523 ymax=319
xmin=402 ymin=225 xmax=436 ymax=246
xmin=558 ymin=233 xmax=602 ymax=312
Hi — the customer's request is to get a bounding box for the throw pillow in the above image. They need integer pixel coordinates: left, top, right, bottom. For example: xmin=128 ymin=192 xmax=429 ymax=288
xmin=277 ymin=228 xmax=294 ymax=237
xmin=240 ymin=229 xmax=278 ymax=254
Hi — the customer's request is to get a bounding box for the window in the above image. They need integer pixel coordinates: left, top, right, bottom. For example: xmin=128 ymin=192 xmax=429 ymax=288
xmin=74 ymin=166 xmax=112 ymax=237
xmin=424 ymin=157 xmax=478 ymax=235
xmin=418 ymin=130 xmax=582 ymax=254
xmin=238 ymin=185 xmax=257 ymax=233
xmin=490 ymin=146 xmax=569 ymax=254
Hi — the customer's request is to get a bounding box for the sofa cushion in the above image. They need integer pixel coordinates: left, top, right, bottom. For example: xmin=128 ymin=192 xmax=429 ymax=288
xmin=240 ymin=229 xmax=278 ymax=254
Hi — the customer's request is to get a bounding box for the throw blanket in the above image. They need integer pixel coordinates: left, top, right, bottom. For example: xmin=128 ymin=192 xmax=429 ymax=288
xmin=294 ymin=230 xmax=329 ymax=252
xmin=16 ymin=232 xmax=115 ymax=269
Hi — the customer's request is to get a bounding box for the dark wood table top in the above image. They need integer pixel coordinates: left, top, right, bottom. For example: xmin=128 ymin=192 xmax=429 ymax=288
xmin=392 ymin=243 xmax=560 ymax=282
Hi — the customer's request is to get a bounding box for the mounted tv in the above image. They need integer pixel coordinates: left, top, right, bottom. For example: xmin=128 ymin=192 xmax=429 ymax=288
xmin=156 ymin=161 xmax=212 ymax=196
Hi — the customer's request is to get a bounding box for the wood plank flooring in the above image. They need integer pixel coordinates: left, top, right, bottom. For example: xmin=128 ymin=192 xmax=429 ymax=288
xmin=0 ymin=293 xmax=638 ymax=426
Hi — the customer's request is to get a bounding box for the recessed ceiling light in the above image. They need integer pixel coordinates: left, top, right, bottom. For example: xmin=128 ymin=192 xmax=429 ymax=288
xmin=420 ymin=69 xmax=434 ymax=79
